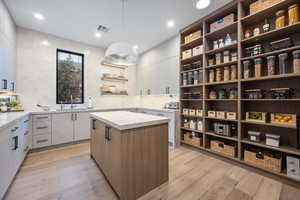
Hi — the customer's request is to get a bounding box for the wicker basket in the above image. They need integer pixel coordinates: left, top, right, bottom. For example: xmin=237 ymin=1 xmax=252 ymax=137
xmin=184 ymin=134 xmax=202 ymax=147
xmin=244 ymin=149 xmax=282 ymax=173
xmin=210 ymin=140 xmax=237 ymax=158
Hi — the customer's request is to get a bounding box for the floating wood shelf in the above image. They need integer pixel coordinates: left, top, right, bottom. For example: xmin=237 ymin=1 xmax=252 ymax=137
xmin=101 ymin=77 xmax=128 ymax=82
xmin=181 ymin=127 xmax=203 ymax=133
xmin=180 ymin=68 xmax=203 ymax=73
xmin=205 ymin=117 xmax=238 ymax=122
xmin=180 ymin=84 xmax=203 ymax=88
xmin=179 ymin=0 xmax=300 ymax=183
xmin=101 ymin=61 xmax=128 ymax=69
xmin=181 ymin=37 xmax=203 ymax=51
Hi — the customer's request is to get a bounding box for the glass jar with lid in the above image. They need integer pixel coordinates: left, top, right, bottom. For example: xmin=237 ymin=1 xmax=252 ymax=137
xmin=254 ymin=58 xmax=263 ymax=77
xmin=216 ymin=68 xmax=222 ymax=82
xmin=267 ymin=56 xmax=276 ymax=76
xmin=276 ymin=10 xmax=286 ymax=29
xmin=288 ymin=4 xmax=299 ymax=25
xmin=243 ymin=60 xmax=252 ymax=79
xmin=293 ymin=50 xmax=300 ymax=73
xmin=209 ymin=69 xmax=215 ymax=83
xmin=278 ymin=53 xmax=288 ymax=74
xmin=231 ymin=65 xmax=237 ymax=80
xmin=224 ymin=66 xmax=230 ymax=81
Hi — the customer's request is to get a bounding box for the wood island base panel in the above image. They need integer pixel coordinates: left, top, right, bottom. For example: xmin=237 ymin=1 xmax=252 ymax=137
xmin=90 ymin=116 xmax=169 ymax=200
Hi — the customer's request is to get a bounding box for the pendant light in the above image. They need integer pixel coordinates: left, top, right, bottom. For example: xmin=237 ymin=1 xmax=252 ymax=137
xmin=104 ymin=0 xmax=138 ymax=66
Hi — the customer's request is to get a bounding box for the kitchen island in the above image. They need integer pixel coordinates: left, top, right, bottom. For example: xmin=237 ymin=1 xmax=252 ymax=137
xmin=90 ymin=111 xmax=169 ymax=200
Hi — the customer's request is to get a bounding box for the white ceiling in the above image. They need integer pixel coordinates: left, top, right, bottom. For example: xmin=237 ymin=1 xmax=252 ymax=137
xmin=4 ymin=0 xmax=231 ymax=53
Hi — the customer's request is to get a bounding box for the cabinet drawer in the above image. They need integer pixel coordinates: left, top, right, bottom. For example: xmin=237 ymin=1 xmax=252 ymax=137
xmin=33 ymin=121 xmax=51 ymax=135
xmin=33 ymin=114 xmax=51 ymax=122
xmin=33 ymin=134 xmax=51 ymax=148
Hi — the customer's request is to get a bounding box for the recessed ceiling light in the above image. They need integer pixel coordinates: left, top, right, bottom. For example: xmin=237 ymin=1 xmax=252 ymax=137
xmin=167 ymin=20 xmax=175 ymax=28
xmin=196 ymin=0 xmax=211 ymax=9
xmin=133 ymin=45 xmax=139 ymax=50
xmin=95 ymin=32 xmax=102 ymax=38
xmin=34 ymin=13 xmax=45 ymax=20
xmin=40 ymin=40 xmax=49 ymax=46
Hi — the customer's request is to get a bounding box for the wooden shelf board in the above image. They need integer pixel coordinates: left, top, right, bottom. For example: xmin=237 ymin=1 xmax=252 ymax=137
xmin=181 ymin=127 xmax=203 ymax=133
xmin=101 ymin=77 xmax=128 ymax=82
xmin=205 ymin=61 xmax=237 ymax=69
xmin=241 ymin=73 xmax=300 ymax=82
xmin=241 ymin=139 xmax=300 ymax=156
xmin=241 ymin=45 xmax=300 ymax=61
xmin=205 ymin=22 xmax=238 ymax=40
xmin=205 ymin=117 xmax=238 ymax=122
xmin=101 ymin=61 xmax=128 ymax=69
xmin=180 ymin=68 xmax=203 ymax=73
xmin=241 ymin=120 xmax=297 ymax=129
xmin=241 ymin=22 xmax=300 ymax=45
xmin=180 ymin=84 xmax=203 ymax=88
xmin=205 ymin=131 xmax=238 ymax=141
xmin=205 ymin=43 xmax=237 ymax=55
xmin=181 ymin=141 xmax=204 ymax=149
xmin=241 ymin=99 xmax=300 ymax=102
xmin=181 ymin=114 xmax=203 ymax=118
xmin=206 ymin=148 xmax=239 ymax=161
xmin=181 ymin=54 xmax=203 ymax=64
xmin=205 ymin=99 xmax=238 ymax=101
xmin=205 ymin=80 xmax=238 ymax=86
xmin=181 ymin=37 xmax=203 ymax=50
xmin=180 ymin=99 xmax=203 ymax=101
xmin=241 ymin=0 xmax=299 ymax=26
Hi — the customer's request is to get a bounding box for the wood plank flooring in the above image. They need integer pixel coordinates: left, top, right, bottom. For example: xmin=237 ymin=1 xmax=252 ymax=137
xmin=4 ymin=142 xmax=300 ymax=200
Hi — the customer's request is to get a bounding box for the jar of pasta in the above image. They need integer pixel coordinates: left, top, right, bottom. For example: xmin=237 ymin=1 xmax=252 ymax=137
xmin=224 ymin=67 xmax=230 ymax=81
xmin=231 ymin=65 xmax=237 ymax=80
xmin=293 ymin=50 xmax=300 ymax=73
xmin=209 ymin=69 xmax=215 ymax=83
xmin=289 ymin=4 xmax=299 ymax=25
xmin=276 ymin=10 xmax=286 ymax=29
xmin=216 ymin=68 xmax=222 ymax=82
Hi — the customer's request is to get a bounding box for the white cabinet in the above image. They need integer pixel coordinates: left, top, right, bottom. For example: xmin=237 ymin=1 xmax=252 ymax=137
xmin=32 ymin=114 xmax=52 ymax=148
xmin=52 ymin=113 xmax=74 ymax=145
xmin=74 ymin=112 xmax=91 ymax=141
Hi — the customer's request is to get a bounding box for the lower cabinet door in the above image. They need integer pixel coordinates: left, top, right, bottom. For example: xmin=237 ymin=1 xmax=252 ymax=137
xmin=52 ymin=113 xmax=74 ymax=145
xmin=74 ymin=112 xmax=91 ymax=141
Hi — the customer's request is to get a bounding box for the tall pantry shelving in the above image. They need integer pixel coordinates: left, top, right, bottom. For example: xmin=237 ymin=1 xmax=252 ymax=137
xmin=180 ymin=0 xmax=300 ymax=183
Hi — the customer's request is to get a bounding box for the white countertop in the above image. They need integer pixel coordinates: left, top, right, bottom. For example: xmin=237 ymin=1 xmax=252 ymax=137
xmin=90 ymin=111 xmax=169 ymax=130
xmin=0 ymin=112 xmax=29 ymax=131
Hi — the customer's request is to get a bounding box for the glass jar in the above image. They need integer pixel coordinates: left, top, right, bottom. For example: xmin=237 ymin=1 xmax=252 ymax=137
xmin=216 ymin=68 xmax=222 ymax=82
xmin=278 ymin=53 xmax=288 ymax=74
xmin=219 ymin=39 xmax=224 ymax=48
xmin=231 ymin=52 xmax=237 ymax=61
xmin=267 ymin=56 xmax=276 ymax=76
xmin=229 ymin=88 xmax=237 ymax=99
xmin=276 ymin=10 xmax=286 ymax=29
xmin=199 ymin=69 xmax=203 ymax=83
xmin=244 ymin=29 xmax=252 ymax=39
xmin=292 ymin=50 xmax=300 ymax=73
xmin=254 ymin=58 xmax=263 ymax=77
xmin=224 ymin=66 xmax=230 ymax=81
xmin=243 ymin=60 xmax=252 ymax=79
xmin=209 ymin=90 xmax=218 ymax=99
xmin=231 ymin=65 xmax=237 ymax=80
xmin=289 ymin=4 xmax=299 ymax=25
xmin=208 ymin=58 xmax=214 ymax=66
xmin=188 ymin=71 xmax=194 ymax=85
xmin=183 ymin=73 xmax=188 ymax=85
xmin=213 ymin=40 xmax=219 ymax=49
xmin=223 ymin=50 xmax=230 ymax=63
xmin=209 ymin=69 xmax=215 ymax=83
xmin=216 ymin=53 xmax=222 ymax=65
xmin=194 ymin=70 xmax=199 ymax=84
xmin=218 ymin=89 xmax=227 ymax=99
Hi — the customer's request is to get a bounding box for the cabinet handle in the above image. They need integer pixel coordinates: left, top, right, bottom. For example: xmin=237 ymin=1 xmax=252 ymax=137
xmin=71 ymin=113 xmax=74 ymax=121
xmin=2 ymin=79 xmax=7 ymax=89
xmin=37 ymin=116 xmax=48 ymax=120
xmin=75 ymin=113 xmax=77 ymax=120
xmin=24 ymin=119 xmax=30 ymax=123
xmin=37 ymin=139 xmax=48 ymax=143
xmin=36 ymin=126 xmax=48 ymax=130
xmin=105 ymin=126 xmax=111 ymax=141
xmin=12 ymin=136 xmax=18 ymax=150
xmin=11 ymin=127 xmax=19 ymax=132
xmin=92 ymin=119 xmax=96 ymax=130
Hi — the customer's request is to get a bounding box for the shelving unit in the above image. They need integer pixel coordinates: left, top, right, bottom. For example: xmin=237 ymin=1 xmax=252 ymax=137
xmin=179 ymin=0 xmax=300 ymax=183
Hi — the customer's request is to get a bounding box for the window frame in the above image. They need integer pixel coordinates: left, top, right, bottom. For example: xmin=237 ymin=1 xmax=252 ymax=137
xmin=56 ymin=49 xmax=84 ymax=104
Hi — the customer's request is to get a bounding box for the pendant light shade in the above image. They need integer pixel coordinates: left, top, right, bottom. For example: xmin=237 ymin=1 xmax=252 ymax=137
xmin=105 ymin=42 xmax=138 ymax=66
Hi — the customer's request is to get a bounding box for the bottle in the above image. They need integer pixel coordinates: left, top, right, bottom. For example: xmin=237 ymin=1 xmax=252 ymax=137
xmin=263 ymin=19 xmax=270 ymax=33
xmin=224 ymin=34 xmax=232 ymax=46
xmin=88 ymin=97 xmax=93 ymax=108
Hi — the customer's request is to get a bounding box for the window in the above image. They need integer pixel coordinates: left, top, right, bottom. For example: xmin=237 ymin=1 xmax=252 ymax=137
xmin=56 ymin=49 xmax=84 ymax=104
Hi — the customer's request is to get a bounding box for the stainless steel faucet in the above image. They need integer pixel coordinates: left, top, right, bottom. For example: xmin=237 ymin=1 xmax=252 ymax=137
xmin=60 ymin=101 xmax=64 ymax=111
xmin=70 ymin=95 xmax=76 ymax=110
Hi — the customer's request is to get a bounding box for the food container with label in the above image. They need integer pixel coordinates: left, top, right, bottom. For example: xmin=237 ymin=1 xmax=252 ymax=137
xmin=229 ymin=88 xmax=237 ymax=99
xmin=216 ymin=53 xmax=222 ymax=65
xmin=293 ymin=50 xmax=300 ymax=73
xmin=218 ymin=89 xmax=227 ymax=99
xmin=224 ymin=66 xmax=230 ymax=81
xmin=231 ymin=65 xmax=237 ymax=80
xmin=216 ymin=68 xmax=222 ymax=82
xmin=223 ymin=50 xmax=230 ymax=63
xmin=253 ymin=45 xmax=262 ymax=55
xmin=197 ymin=120 xmax=203 ymax=131
xmin=244 ymin=89 xmax=265 ymax=99
xmin=231 ymin=52 xmax=237 ymax=61
xmin=219 ymin=39 xmax=224 ymax=48
xmin=254 ymin=58 xmax=263 ymax=77
xmin=244 ymin=29 xmax=252 ymax=39
xmin=209 ymin=90 xmax=218 ymax=99
xmin=209 ymin=69 xmax=215 ymax=83
xmin=276 ymin=10 xmax=286 ymax=29
xmin=253 ymin=27 xmax=260 ymax=36
xmin=194 ymin=70 xmax=199 ymax=84
xmin=288 ymin=4 xmax=299 ymax=25
xmin=278 ymin=53 xmax=288 ymax=74
xmin=183 ymin=73 xmax=188 ymax=85
xmin=208 ymin=58 xmax=215 ymax=66
xmin=190 ymin=120 xmax=196 ymax=130
xmin=213 ymin=40 xmax=219 ymax=49
xmin=270 ymin=88 xmax=294 ymax=99
xmin=243 ymin=60 xmax=252 ymax=79
xmin=266 ymin=134 xmax=280 ymax=147
xmin=267 ymin=56 xmax=276 ymax=76
xmin=248 ymin=131 xmax=261 ymax=142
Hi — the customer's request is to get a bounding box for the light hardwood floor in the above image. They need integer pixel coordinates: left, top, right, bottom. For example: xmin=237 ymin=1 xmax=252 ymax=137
xmin=4 ymin=142 xmax=300 ymax=200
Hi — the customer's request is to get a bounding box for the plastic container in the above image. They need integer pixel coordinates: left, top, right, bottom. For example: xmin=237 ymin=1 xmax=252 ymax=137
xmin=223 ymin=50 xmax=230 ymax=63
xmin=276 ymin=10 xmax=286 ymax=29
xmin=216 ymin=68 xmax=222 ymax=82
xmin=266 ymin=134 xmax=280 ymax=147
xmin=209 ymin=69 xmax=215 ymax=83
xmin=216 ymin=53 xmax=222 ymax=65
xmin=248 ymin=131 xmax=261 ymax=142
xmin=292 ymin=50 xmax=300 ymax=73
xmin=243 ymin=60 xmax=252 ymax=79
xmin=289 ymin=4 xmax=299 ymax=25
xmin=278 ymin=53 xmax=289 ymax=74
xmin=254 ymin=58 xmax=263 ymax=77
xmin=224 ymin=66 xmax=230 ymax=81
xmin=188 ymin=72 xmax=194 ymax=85
xmin=267 ymin=56 xmax=276 ymax=76
xmin=231 ymin=65 xmax=237 ymax=80
xmin=183 ymin=73 xmax=188 ymax=85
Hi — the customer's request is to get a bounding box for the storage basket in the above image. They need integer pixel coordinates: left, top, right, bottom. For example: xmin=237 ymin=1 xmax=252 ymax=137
xmin=210 ymin=140 xmax=237 ymax=158
xmin=250 ymin=0 xmax=283 ymax=15
xmin=184 ymin=134 xmax=202 ymax=147
xmin=244 ymin=149 xmax=282 ymax=173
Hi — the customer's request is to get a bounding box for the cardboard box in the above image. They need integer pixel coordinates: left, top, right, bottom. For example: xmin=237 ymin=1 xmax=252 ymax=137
xmin=182 ymin=49 xmax=192 ymax=60
xmin=287 ymin=156 xmax=300 ymax=180
xmin=193 ymin=45 xmax=203 ymax=56
xmin=216 ymin=111 xmax=226 ymax=119
xmin=208 ymin=111 xmax=216 ymax=118
xmin=227 ymin=112 xmax=237 ymax=120
xmin=196 ymin=109 xmax=203 ymax=117
xmin=184 ymin=30 xmax=202 ymax=44
xmin=250 ymin=0 xmax=283 ymax=15
xmin=210 ymin=13 xmax=236 ymax=32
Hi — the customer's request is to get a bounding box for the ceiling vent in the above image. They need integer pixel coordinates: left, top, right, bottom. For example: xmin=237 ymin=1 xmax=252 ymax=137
xmin=97 ymin=25 xmax=110 ymax=33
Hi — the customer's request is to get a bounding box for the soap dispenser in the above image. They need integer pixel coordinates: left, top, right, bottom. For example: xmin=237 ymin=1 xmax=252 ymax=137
xmin=88 ymin=97 xmax=93 ymax=109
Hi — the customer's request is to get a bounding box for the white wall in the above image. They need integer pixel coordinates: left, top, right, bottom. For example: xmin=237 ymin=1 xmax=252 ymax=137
xmin=0 ymin=0 xmax=17 ymax=89
xmin=16 ymin=27 xmax=137 ymax=110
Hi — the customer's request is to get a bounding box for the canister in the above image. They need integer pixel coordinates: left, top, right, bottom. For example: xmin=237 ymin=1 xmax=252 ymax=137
xmin=267 ymin=56 xmax=276 ymax=76
xmin=278 ymin=53 xmax=288 ymax=74
xmin=216 ymin=68 xmax=222 ymax=82
xmin=276 ymin=10 xmax=286 ymax=29
xmin=288 ymin=4 xmax=299 ymax=25
xmin=224 ymin=66 xmax=230 ymax=81
xmin=254 ymin=58 xmax=263 ymax=77
xmin=188 ymin=72 xmax=194 ymax=85
xmin=216 ymin=53 xmax=222 ymax=65
xmin=194 ymin=70 xmax=199 ymax=84
xmin=223 ymin=50 xmax=230 ymax=63
xmin=231 ymin=65 xmax=237 ymax=80
xmin=183 ymin=73 xmax=188 ymax=85
xmin=209 ymin=69 xmax=215 ymax=83
xmin=243 ymin=60 xmax=252 ymax=79
xmin=292 ymin=50 xmax=300 ymax=73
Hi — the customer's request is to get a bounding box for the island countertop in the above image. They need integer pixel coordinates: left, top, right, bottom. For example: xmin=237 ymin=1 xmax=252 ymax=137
xmin=90 ymin=111 xmax=169 ymax=130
